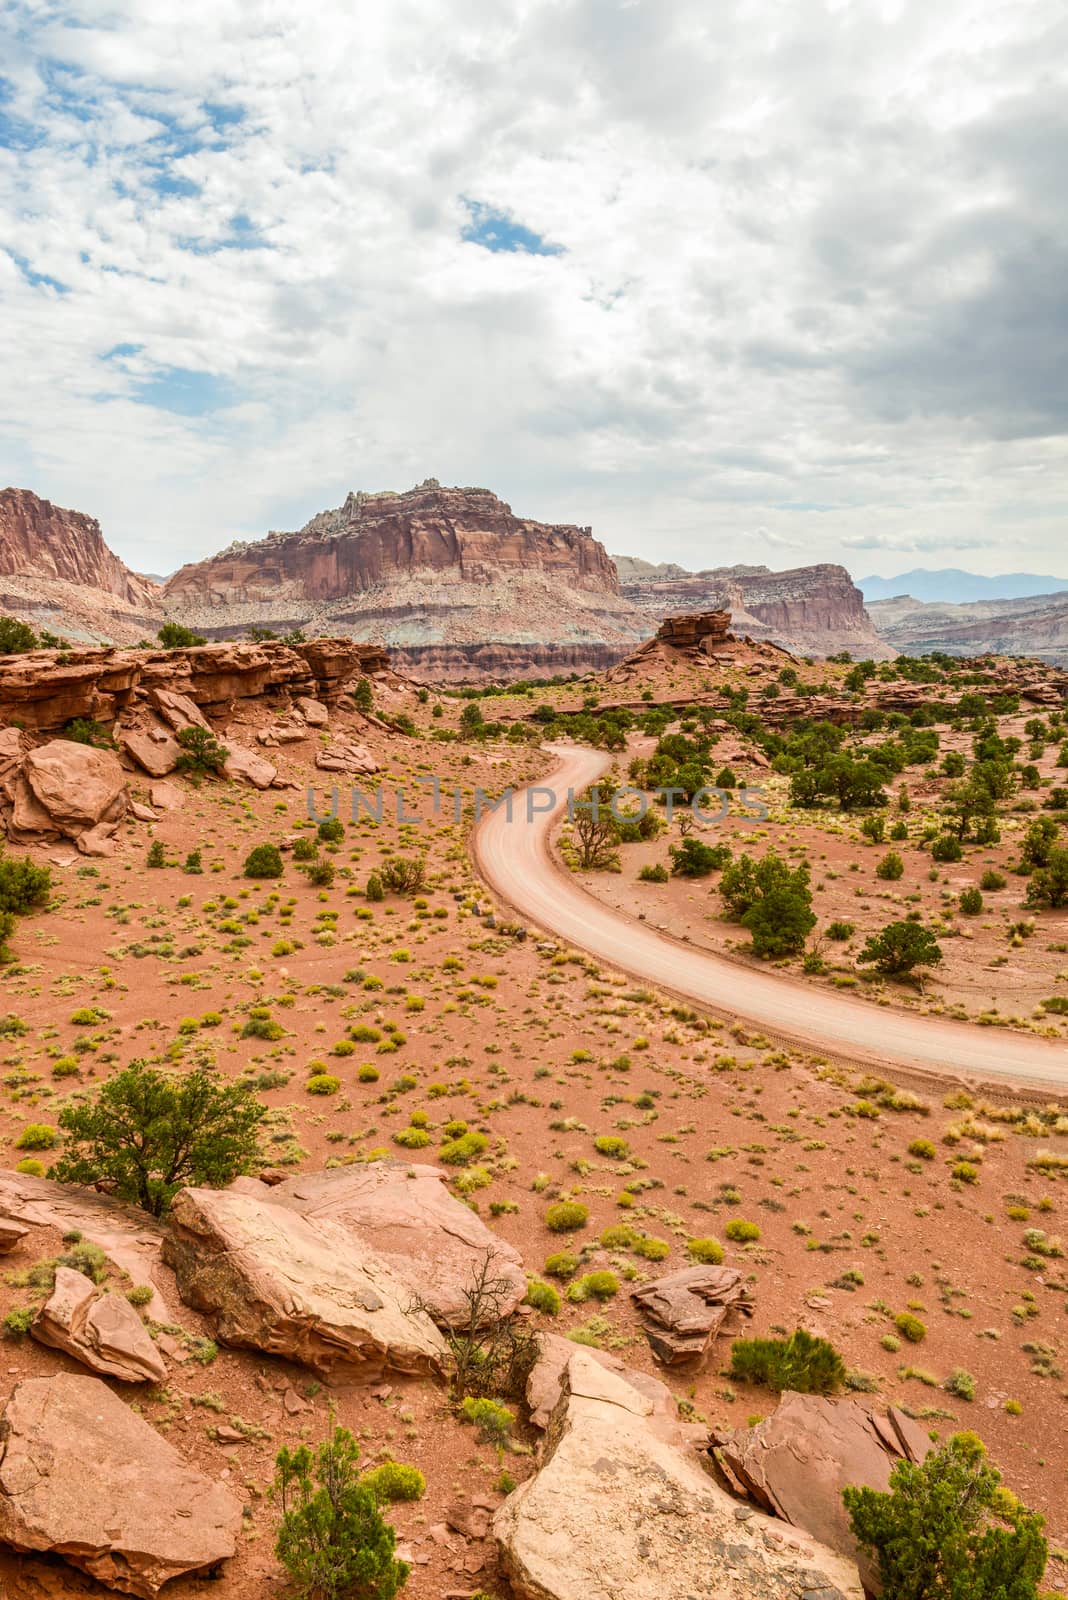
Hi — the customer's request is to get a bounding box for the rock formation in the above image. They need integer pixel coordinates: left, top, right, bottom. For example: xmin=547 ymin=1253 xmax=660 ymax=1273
xmin=0 ymin=488 xmax=162 ymax=644
xmin=0 ymin=1373 xmax=241 ymax=1596
xmin=869 ymin=589 xmax=1068 ymax=665
xmin=242 ymin=1162 xmax=526 ymax=1327
xmin=31 ymin=1266 xmax=167 ymax=1383
xmin=712 ymin=1393 xmax=933 ymax=1591
xmin=7 ymin=737 xmax=128 ymax=852
xmin=162 ymin=1184 xmax=448 ymax=1378
xmin=630 ymin=1263 xmax=755 ymax=1367
xmin=163 ymin=480 xmax=648 ymax=680
xmin=493 ymin=1348 xmax=864 ymax=1600
xmin=616 ymin=556 xmax=894 ymax=660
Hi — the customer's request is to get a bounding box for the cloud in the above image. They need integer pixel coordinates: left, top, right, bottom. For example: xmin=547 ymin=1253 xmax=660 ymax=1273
xmin=0 ymin=0 xmax=1065 ymax=580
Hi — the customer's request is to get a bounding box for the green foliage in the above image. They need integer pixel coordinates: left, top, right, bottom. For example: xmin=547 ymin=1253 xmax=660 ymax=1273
xmin=362 ymin=1462 xmax=425 ymax=1504
xmin=174 ymin=724 xmax=229 ymax=776
xmin=158 ymin=621 xmax=207 ymax=648
xmin=543 ymin=1252 xmax=578 ymax=1280
xmin=16 ymin=1122 xmax=56 ymax=1151
xmin=378 ymin=857 xmax=426 ymax=895
xmin=980 ymin=869 xmax=1006 ymax=891
xmin=843 ymin=1433 xmax=1046 ymax=1600
xmin=294 ymin=836 xmax=319 ymax=862
xmin=352 ymin=677 xmax=374 ymax=713
xmin=53 ymin=1060 xmax=265 ymax=1216
xmin=545 ymin=1201 xmax=589 ymax=1233
xmin=318 ymin=818 xmax=346 ymax=844
xmin=184 ymin=849 xmax=203 ymax=874
xmin=244 ymin=843 xmax=284 ymax=879
xmin=686 ymin=1236 xmax=725 ymax=1264
xmin=669 ymin=837 xmax=732 ymax=877
xmin=304 ymin=860 xmax=336 ymax=888
xmin=725 ymin=1218 xmax=760 ymax=1243
xmin=2 ymin=1306 xmax=34 ymax=1339
xmin=63 ymin=717 xmax=117 ymax=749
xmin=1025 ymin=847 xmax=1068 ymax=910
xmin=730 ymin=1328 xmax=846 ymax=1394
xmin=147 ymin=840 xmax=166 ymax=868
xmin=0 ymin=855 xmax=51 ymax=917
xmin=307 ymin=1074 xmax=342 ymax=1096
xmin=858 ymin=921 xmax=943 ymax=978
xmin=523 ymin=1278 xmax=561 ymax=1315
xmin=932 ymin=833 xmax=964 ymax=863
xmin=365 ymin=873 xmax=384 ymax=902
xmin=894 ymin=1312 xmax=927 ymax=1343
xmin=0 ymin=617 xmax=40 ymax=653
xmin=437 ymin=1130 xmax=488 ymax=1166
xmin=638 ymin=863 xmax=669 ymax=883
xmin=876 ymin=850 xmax=904 ymax=881
xmin=959 ymin=887 xmax=983 ymax=915
xmin=1018 ymin=817 xmax=1059 ymax=871
xmin=720 ymin=850 xmax=815 ymax=958
xmin=460 ymin=1396 xmax=513 ymax=1446
xmin=274 ymin=1425 xmax=409 ymax=1600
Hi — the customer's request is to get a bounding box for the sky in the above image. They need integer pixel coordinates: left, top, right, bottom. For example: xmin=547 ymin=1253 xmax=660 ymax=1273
xmin=1 ymin=0 xmax=1066 ymax=580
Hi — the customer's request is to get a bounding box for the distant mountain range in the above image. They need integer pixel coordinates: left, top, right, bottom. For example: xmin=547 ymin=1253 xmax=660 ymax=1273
xmin=859 ymin=568 xmax=1068 ymax=604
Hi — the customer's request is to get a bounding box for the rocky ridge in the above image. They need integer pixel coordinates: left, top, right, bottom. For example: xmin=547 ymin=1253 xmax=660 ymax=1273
xmin=869 ymin=589 xmax=1068 ymax=664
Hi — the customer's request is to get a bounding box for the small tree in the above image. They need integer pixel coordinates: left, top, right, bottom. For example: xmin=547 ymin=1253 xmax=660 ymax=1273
xmin=0 ymin=617 xmax=39 ymax=654
xmin=1025 ymin=847 xmax=1068 ymax=910
xmin=572 ymin=804 xmax=621 ymax=871
xmin=858 ymin=921 xmax=943 ymax=978
xmin=378 ymin=857 xmax=426 ymax=895
xmin=53 ymin=1061 xmax=265 ymax=1216
xmin=720 ymin=850 xmax=815 ymax=957
xmin=274 ymin=1424 xmax=408 ymax=1600
xmin=843 ymin=1432 xmax=1046 ymax=1600
xmin=245 ymin=843 xmax=284 ymax=879
xmin=352 ymin=677 xmax=373 ymax=714
xmin=175 ymin=724 xmax=229 ymax=776
xmin=0 ymin=855 xmax=51 ymax=916
xmin=158 ymin=621 xmax=207 ymax=648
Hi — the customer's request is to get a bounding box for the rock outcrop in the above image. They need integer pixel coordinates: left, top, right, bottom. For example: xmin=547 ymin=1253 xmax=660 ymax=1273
xmin=0 ymin=488 xmax=162 ymax=645
xmin=31 ymin=1266 xmax=167 ymax=1383
xmin=494 ymin=1349 xmax=864 ymax=1600
xmin=869 ymin=589 xmax=1068 ymax=665
xmin=241 ymin=1163 xmax=526 ymax=1327
xmin=0 ymin=1373 xmax=241 ymax=1596
xmin=162 ymin=1184 xmax=448 ymax=1378
xmin=8 ymin=738 xmax=128 ymax=851
xmin=163 ymin=481 xmax=649 ymax=681
xmin=630 ymin=1264 xmax=755 ymax=1367
xmin=616 ymin=557 xmax=894 ymax=661
xmin=712 ymin=1393 xmax=933 ymax=1591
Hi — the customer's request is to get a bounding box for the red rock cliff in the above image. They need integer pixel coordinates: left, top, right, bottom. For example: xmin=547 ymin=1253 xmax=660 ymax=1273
xmin=0 ymin=489 xmax=158 ymax=609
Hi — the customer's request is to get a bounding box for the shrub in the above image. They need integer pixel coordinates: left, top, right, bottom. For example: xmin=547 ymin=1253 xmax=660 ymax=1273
xmin=827 ymin=920 xmax=855 ymax=941
xmin=63 ymin=717 xmax=117 ymax=749
xmin=304 ymin=860 xmax=335 ymax=887
xmin=318 ymin=818 xmax=346 ymax=844
xmin=931 ymin=834 xmax=963 ymax=863
xmin=14 ymin=1158 xmax=45 ymax=1176
xmin=858 ymin=921 xmax=943 ymax=978
xmin=293 ymin=836 xmax=318 ymax=862
xmin=306 ymin=1074 xmax=341 ymax=1096
xmin=670 ymin=838 xmax=732 ymax=877
xmin=366 ymin=873 xmax=384 ymax=902
xmin=844 ymin=1433 xmax=1046 ymax=1599
xmin=687 ymin=1236 xmax=724 ymax=1264
xmin=274 ymin=1425 xmax=409 ymax=1600
xmin=953 ymin=1161 xmax=979 ymax=1184
xmin=730 ymin=1328 xmax=846 ymax=1394
xmin=2 ymin=1307 xmax=34 ymax=1339
xmin=908 ymin=1139 xmax=936 ymax=1160
xmin=378 ymin=858 xmax=427 ymax=896
xmin=0 ymin=618 xmax=39 ymax=654
xmin=146 ymin=840 xmax=166 ymax=868
xmin=638 ymin=863 xmax=669 ymax=883
xmin=876 ymin=851 xmax=904 ymax=881
xmin=725 ymin=1218 xmax=760 ymax=1243
xmin=523 ymin=1279 xmax=561 ymax=1315
xmin=894 ymin=1312 xmax=927 ymax=1343
xmin=16 ymin=1123 xmax=56 ymax=1150
xmin=126 ymin=1284 xmax=154 ymax=1307
xmin=944 ymin=1368 xmax=976 ymax=1401
xmin=460 ymin=1396 xmax=514 ymax=1446
xmin=980 ymin=868 xmax=1006 ymax=891
xmin=578 ymin=1270 xmax=619 ymax=1300
xmin=593 ymin=1135 xmax=629 ymax=1159
xmin=545 ymin=1201 xmax=589 ymax=1233
xmin=0 ymin=855 xmax=51 ymax=917
xmin=393 ymin=1126 xmax=431 ymax=1149
xmin=438 ymin=1130 xmax=488 ymax=1166
xmin=174 ymin=725 xmax=229 ymax=776
xmin=363 ymin=1462 xmax=425 ymax=1504
xmin=53 ymin=1060 xmax=265 ymax=1216
xmin=158 ymin=622 xmax=206 ymax=648
xmin=544 ymin=1252 xmax=578 ymax=1280
xmin=959 ymin=887 xmax=983 ymax=914
xmin=244 ymin=844 xmax=284 ymax=879
xmin=183 ymin=849 xmax=203 ymax=874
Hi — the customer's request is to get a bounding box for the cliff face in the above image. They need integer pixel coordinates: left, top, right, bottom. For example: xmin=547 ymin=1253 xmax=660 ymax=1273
xmin=0 ymin=489 xmax=158 ymax=608
xmin=615 ymin=559 xmax=894 ymax=661
xmin=869 ymin=591 xmax=1068 ymax=664
xmin=163 ymin=480 xmax=647 ymax=679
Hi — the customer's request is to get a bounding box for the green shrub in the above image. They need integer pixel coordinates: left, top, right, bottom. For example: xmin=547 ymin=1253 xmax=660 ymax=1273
xmin=174 ymin=725 xmax=229 ymax=776
xmin=578 ymin=1270 xmax=618 ymax=1300
xmin=16 ymin=1123 xmax=56 ymax=1150
xmin=460 ymin=1396 xmax=513 ymax=1446
xmin=0 ymin=855 xmax=51 ymax=917
xmin=363 ymin=1461 xmax=425 ymax=1503
xmin=306 ymin=1074 xmax=341 ymax=1096
xmin=959 ymin=887 xmax=983 ymax=915
xmin=895 ymin=1312 xmax=927 ymax=1343
xmin=0 ymin=618 xmax=39 ymax=654
xmin=730 ymin=1328 xmax=846 ymax=1394
xmin=545 ymin=1201 xmax=589 ymax=1233
xmin=126 ymin=1284 xmax=154 ymax=1307
xmin=293 ymin=836 xmax=319 ymax=862
xmin=14 ymin=1158 xmax=45 ymax=1176
xmin=943 ymin=1368 xmax=976 ymax=1401
xmin=366 ymin=873 xmax=384 ymax=902
xmin=523 ymin=1279 xmax=561 ymax=1315
xmin=686 ymin=1236 xmax=724 ymax=1264
xmin=393 ymin=1126 xmax=431 ymax=1149
xmin=980 ymin=869 xmax=1006 ymax=891
xmin=318 ymin=818 xmax=346 ymax=844
xmin=544 ymin=1252 xmax=578 ymax=1280
xmin=2 ymin=1307 xmax=34 ymax=1339
xmin=593 ymin=1135 xmax=629 ymax=1159
xmin=908 ymin=1139 xmax=936 ymax=1160
xmin=438 ymin=1130 xmax=488 ymax=1166
xmin=158 ymin=622 xmax=206 ymax=648
xmin=274 ymin=1425 xmax=409 ymax=1600
xmin=827 ymin=920 xmax=855 ymax=941
xmin=638 ymin=863 xmax=669 ymax=883
xmin=876 ymin=851 xmax=904 ymax=881
xmin=146 ymin=840 xmax=166 ymax=868
xmin=244 ymin=843 xmax=283 ymax=879
xmin=725 ymin=1218 xmax=760 ymax=1243
xmin=931 ymin=834 xmax=963 ymax=863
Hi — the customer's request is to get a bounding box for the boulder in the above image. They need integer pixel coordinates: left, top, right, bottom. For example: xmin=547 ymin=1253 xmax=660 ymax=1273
xmin=494 ymin=1350 xmax=863 ymax=1600
xmin=147 ymin=687 xmax=212 ymax=732
xmin=32 ymin=1266 xmax=167 ymax=1383
xmin=315 ymin=740 xmax=380 ymax=776
xmin=296 ymin=695 xmax=330 ymax=727
xmin=163 ymin=1185 xmax=447 ymax=1378
xmin=16 ymin=739 xmax=127 ymax=846
xmin=148 ymin=780 xmax=182 ymax=811
xmin=712 ymin=1393 xmax=933 ymax=1590
xmin=630 ymin=1264 xmax=755 ymax=1367
xmin=119 ymin=726 xmax=180 ymax=778
xmin=222 ymin=741 xmax=277 ymax=789
xmin=242 ymin=1162 xmax=526 ymax=1328
xmin=0 ymin=1374 xmax=241 ymax=1596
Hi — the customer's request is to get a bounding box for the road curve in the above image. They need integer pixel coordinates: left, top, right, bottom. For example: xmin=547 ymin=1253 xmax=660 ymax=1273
xmin=473 ymin=744 xmax=1068 ymax=1091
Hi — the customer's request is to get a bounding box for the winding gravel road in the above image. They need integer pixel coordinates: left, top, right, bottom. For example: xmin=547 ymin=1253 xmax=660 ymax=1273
xmin=474 ymin=744 xmax=1068 ymax=1090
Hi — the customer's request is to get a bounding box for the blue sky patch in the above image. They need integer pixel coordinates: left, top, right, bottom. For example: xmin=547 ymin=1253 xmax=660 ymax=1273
xmin=8 ymin=252 xmax=68 ymax=293
xmin=131 ymin=366 xmax=232 ymax=417
xmin=461 ymin=199 xmax=563 ymax=256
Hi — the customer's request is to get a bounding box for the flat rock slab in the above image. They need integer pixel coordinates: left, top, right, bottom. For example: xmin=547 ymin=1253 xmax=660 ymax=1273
xmin=712 ymin=1393 xmax=932 ymax=1591
xmin=245 ymin=1162 xmax=526 ymax=1327
xmin=32 ymin=1266 xmax=166 ymax=1383
xmin=221 ymin=741 xmax=277 ymax=789
xmin=119 ymin=728 xmax=180 ymax=778
xmin=630 ymin=1264 xmax=754 ymax=1367
xmin=0 ymin=1374 xmax=241 ymax=1597
xmin=494 ymin=1350 xmax=863 ymax=1600
xmin=163 ymin=1185 xmax=447 ymax=1378
xmin=0 ymin=1170 xmax=172 ymax=1318
xmin=315 ymin=741 xmax=380 ymax=775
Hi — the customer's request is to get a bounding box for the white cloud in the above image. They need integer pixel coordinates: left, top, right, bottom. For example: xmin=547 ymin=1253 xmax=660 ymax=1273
xmin=0 ymin=0 xmax=1065 ymax=580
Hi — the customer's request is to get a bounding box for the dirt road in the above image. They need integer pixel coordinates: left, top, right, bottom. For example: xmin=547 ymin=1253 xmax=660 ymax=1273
xmin=473 ymin=744 xmax=1068 ymax=1090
